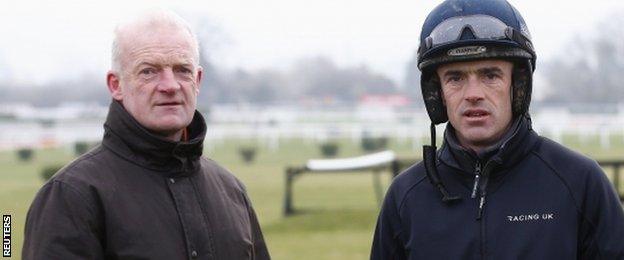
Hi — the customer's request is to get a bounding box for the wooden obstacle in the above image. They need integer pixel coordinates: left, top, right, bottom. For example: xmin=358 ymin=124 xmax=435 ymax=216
xmin=283 ymin=151 xmax=414 ymax=216
xmin=283 ymin=154 xmax=624 ymax=216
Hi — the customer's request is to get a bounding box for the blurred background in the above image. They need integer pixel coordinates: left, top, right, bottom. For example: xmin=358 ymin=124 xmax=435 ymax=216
xmin=1 ymin=0 xmax=624 ymax=259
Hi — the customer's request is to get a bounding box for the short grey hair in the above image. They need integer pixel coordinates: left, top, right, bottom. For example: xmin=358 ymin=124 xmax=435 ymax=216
xmin=110 ymin=9 xmax=200 ymax=73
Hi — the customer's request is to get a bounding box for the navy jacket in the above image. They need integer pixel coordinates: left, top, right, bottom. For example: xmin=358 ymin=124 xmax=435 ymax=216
xmin=371 ymin=117 xmax=624 ymax=259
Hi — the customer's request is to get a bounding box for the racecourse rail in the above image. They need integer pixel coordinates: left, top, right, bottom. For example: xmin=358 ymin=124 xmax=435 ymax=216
xmin=283 ymin=155 xmax=624 ymax=216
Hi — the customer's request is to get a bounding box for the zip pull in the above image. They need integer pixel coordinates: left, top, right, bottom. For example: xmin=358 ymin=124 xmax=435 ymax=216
xmin=476 ymin=195 xmax=486 ymax=220
xmin=470 ymin=162 xmax=481 ymax=199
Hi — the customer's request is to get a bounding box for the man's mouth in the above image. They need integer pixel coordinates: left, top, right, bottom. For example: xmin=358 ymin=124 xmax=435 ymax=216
xmin=156 ymin=102 xmax=182 ymax=106
xmin=463 ymin=109 xmax=490 ymax=118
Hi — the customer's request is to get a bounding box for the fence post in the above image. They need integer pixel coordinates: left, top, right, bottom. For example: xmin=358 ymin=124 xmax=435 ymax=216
xmin=283 ymin=168 xmax=295 ymax=216
xmin=391 ymin=160 xmax=400 ymax=178
xmin=373 ymin=169 xmax=383 ymax=206
xmin=614 ymin=162 xmax=621 ymax=199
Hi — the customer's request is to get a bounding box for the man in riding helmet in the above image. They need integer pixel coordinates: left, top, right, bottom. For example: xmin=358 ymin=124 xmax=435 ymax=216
xmin=371 ymin=0 xmax=624 ymax=258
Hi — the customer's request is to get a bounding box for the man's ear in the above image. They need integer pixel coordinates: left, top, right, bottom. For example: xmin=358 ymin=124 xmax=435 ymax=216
xmin=107 ymin=71 xmax=123 ymax=101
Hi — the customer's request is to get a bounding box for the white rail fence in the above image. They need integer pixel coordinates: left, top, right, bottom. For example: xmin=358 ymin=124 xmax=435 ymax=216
xmin=1 ymin=105 xmax=623 ymax=151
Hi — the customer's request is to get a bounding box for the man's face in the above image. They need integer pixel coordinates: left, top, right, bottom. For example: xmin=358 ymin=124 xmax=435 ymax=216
xmin=436 ymin=59 xmax=513 ymax=152
xmin=107 ymin=27 xmax=202 ymax=140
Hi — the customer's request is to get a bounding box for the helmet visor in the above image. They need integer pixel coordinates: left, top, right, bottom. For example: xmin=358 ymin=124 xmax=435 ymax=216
xmin=426 ymin=15 xmax=519 ymax=48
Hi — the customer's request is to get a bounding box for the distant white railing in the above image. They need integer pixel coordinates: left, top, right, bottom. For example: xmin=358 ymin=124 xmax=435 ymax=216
xmin=0 ymin=104 xmax=623 ymax=150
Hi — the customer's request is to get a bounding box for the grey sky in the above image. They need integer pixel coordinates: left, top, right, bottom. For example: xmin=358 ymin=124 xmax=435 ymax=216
xmin=1 ymin=0 xmax=623 ymax=85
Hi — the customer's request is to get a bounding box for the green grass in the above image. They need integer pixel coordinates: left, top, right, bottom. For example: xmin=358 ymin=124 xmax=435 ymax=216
xmin=1 ymin=135 xmax=623 ymax=259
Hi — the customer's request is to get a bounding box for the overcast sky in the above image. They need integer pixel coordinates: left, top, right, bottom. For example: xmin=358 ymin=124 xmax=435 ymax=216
xmin=1 ymin=0 xmax=623 ymax=86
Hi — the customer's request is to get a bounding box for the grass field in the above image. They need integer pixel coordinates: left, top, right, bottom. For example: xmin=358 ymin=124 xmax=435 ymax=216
xmin=1 ymin=134 xmax=623 ymax=259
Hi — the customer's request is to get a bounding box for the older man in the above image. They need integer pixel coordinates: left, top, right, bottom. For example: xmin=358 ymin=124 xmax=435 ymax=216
xmin=371 ymin=0 xmax=624 ymax=259
xmin=23 ymin=10 xmax=270 ymax=259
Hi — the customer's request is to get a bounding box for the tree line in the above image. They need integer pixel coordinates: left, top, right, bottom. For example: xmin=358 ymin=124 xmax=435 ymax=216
xmin=1 ymin=13 xmax=623 ymax=107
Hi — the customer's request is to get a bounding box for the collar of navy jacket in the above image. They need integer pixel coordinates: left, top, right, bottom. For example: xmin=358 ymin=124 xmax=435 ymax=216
xmin=437 ymin=116 xmax=540 ymax=193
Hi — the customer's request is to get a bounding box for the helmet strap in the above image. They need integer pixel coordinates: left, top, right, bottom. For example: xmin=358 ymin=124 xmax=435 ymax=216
xmin=423 ymin=123 xmax=461 ymax=203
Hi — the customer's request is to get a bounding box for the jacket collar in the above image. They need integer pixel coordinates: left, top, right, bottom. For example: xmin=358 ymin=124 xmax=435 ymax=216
xmin=438 ymin=116 xmax=538 ymax=175
xmin=102 ymin=100 xmax=206 ymax=175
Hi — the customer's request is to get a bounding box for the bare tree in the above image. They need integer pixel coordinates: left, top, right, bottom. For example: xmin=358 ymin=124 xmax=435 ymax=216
xmin=290 ymin=56 xmax=398 ymax=104
xmin=403 ymin=50 xmax=423 ymax=105
xmin=543 ymin=11 xmax=624 ymax=103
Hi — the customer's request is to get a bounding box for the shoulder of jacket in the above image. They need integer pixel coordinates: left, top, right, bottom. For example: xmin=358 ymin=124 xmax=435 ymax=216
xmin=36 ymin=147 xmax=108 ymax=214
xmin=531 ymin=136 xmax=610 ymax=208
xmin=532 ymin=136 xmax=601 ymax=177
xmin=51 ymin=145 xmax=109 ymax=186
xmin=387 ymin=161 xmax=429 ymax=211
xmin=199 ymin=157 xmax=246 ymax=191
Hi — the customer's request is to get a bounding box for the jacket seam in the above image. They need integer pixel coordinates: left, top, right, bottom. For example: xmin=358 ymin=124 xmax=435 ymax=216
xmin=63 ymin=145 xmax=105 ymax=173
xmin=239 ymin=189 xmax=258 ymax=259
xmin=395 ymin=174 xmax=428 ymax=248
xmin=51 ymin=146 xmax=105 ymax=217
xmin=530 ymin=149 xmax=602 ymax=257
xmin=397 ymin=175 xmax=428 ymax=213
xmin=190 ymin=177 xmax=217 ymax=258
xmin=167 ymin=180 xmax=194 ymax=258
xmin=51 ymin=179 xmax=99 ymax=220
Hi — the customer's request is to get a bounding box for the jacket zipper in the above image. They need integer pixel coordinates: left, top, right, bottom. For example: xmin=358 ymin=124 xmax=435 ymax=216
xmin=476 ymin=161 xmax=494 ymax=260
xmin=474 ymin=161 xmax=490 ymax=220
xmin=473 ymin=160 xmax=489 ymax=260
xmin=471 ymin=162 xmax=481 ymax=199
xmin=470 ymin=161 xmax=486 ymax=259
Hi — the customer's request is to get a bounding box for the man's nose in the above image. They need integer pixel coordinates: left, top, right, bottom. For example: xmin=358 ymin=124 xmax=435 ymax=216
xmin=463 ymin=76 xmax=485 ymax=102
xmin=157 ymin=67 xmax=181 ymax=93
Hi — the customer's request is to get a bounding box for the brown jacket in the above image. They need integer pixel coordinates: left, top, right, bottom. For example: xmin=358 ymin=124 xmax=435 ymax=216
xmin=23 ymin=101 xmax=270 ymax=260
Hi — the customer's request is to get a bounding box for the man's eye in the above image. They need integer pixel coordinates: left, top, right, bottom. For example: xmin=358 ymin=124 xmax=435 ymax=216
xmin=140 ymin=68 xmax=157 ymax=75
xmin=448 ymin=76 xmax=462 ymax=83
xmin=485 ymin=73 xmax=498 ymax=80
xmin=175 ymin=67 xmax=192 ymax=74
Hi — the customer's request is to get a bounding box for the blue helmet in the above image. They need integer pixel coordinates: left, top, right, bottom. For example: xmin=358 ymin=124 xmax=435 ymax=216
xmin=417 ymin=0 xmax=536 ymax=124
